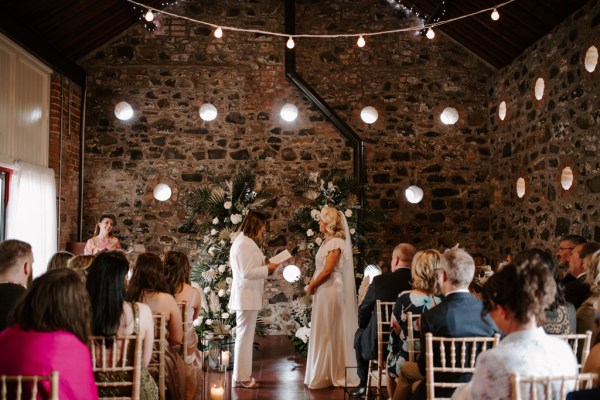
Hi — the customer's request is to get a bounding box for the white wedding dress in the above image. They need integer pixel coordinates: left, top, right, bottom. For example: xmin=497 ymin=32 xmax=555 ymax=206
xmin=304 ymin=235 xmax=360 ymax=389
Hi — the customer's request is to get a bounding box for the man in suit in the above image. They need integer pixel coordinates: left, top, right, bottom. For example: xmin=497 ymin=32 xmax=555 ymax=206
xmin=394 ymin=247 xmax=499 ymax=400
xmin=0 ymin=240 xmax=33 ymax=332
xmin=557 ymin=234 xmax=586 ymax=283
xmin=564 ymin=242 xmax=600 ymax=309
xmin=349 ymin=243 xmax=416 ymax=398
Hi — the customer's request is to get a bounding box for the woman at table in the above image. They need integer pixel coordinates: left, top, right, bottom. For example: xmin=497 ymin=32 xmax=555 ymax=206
xmin=84 ymin=214 xmax=121 ymax=255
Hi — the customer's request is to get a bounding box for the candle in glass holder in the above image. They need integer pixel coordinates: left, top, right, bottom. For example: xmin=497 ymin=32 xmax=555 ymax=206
xmin=221 ymin=350 xmax=230 ymax=367
xmin=210 ymin=385 xmax=224 ymax=400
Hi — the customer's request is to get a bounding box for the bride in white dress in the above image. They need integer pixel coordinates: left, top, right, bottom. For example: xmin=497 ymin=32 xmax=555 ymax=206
xmin=304 ymin=205 xmax=360 ymax=389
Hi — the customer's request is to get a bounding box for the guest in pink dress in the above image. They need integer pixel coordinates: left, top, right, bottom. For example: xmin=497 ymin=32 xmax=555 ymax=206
xmin=0 ymin=268 xmax=98 ymax=399
xmin=84 ymin=213 xmax=121 ymax=255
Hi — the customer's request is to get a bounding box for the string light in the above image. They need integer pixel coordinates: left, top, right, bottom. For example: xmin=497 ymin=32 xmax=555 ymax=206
xmin=357 ymin=36 xmax=366 ymax=48
xmin=286 ymin=37 xmax=295 ymax=49
xmin=426 ymin=28 xmax=435 ymax=39
xmin=214 ymin=27 xmax=223 ymax=38
xmin=144 ymin=9 xmax=154 ymax=22
xmin=491 ymin=8 xmax=500 ymax=21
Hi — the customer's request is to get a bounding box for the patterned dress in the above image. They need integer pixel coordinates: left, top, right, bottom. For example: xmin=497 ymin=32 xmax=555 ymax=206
xmin=84 ymin=236 xmax=121 ymax=255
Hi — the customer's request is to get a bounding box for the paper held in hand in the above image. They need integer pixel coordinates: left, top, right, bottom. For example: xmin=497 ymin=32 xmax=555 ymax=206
xmin=269 ymin=249 xmax=292 ymax=265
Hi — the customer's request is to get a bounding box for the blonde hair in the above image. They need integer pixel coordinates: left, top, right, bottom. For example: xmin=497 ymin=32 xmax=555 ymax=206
xmin=320 ymin=206 xmax=345 ymax=239
xmin=411 ymin=250 xmax=441 ymax=294
xmin=67 ymin=255 xmax=95 ymax=277
xmin=586 ymin=250 xmax=600 ymax=296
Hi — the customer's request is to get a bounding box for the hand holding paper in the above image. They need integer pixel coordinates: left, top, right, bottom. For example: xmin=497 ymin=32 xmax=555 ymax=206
xmin=269 ymin=249 xmax=292 ymax=265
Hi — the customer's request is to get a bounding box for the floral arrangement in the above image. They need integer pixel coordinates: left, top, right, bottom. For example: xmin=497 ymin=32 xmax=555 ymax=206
xmin=287 ymin=169 xmax=385 ymax=355
xmin=179 ymin=171 xmax=272 ymax=339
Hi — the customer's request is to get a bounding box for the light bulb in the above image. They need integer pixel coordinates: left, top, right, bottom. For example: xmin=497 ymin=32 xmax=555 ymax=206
xmin=144 ymin=10 xmax=154 ymax=22
xmin=280 ymin=104 xmax=298 ymax=122
xmin=357 ymin=36 xmax=366 ymax=48
xmin=214 ymin=27 xmax=223 ymax=38
xmin=286 ymin=37 xmax=295 ymax=49
xmin=360 ymin=106 xmax=378 ymax=124
xmin=199 ymin=103 xmax=218 ymax=121
xmin=491 ymin=9 xmax=500 ymax=21
xmin=153 ymin=183 xmax=172 ymax=201
xmin=426 ymin=28 xmax=435 ymax=39
xmin=114 ymin=102 xmax=134 ymax=121
xmin=405 ymin=186 xmax=424 ymax=204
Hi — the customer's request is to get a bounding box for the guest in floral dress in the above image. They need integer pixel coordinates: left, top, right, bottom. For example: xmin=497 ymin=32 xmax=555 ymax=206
xmin=84 ymin=214 xmax=121 ymax=255
xmin=387 ymin=250 xmax=442 ymax=398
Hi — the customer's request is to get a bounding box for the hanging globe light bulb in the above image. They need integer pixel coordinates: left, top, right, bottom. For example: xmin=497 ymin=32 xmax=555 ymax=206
xmin=214 ymin=27 xmax=223 ymax=38
xmin=286 ymin=37 xmax=295 ymax=49
xmin=426 ymin=28 xmax=435 ymax=39
xmin=491 ymin=9 xmax=500 ymax=21
xmin=357 ymin=36 xmax=366 ymax=48
xmin=144 ymin=10 xmax=154 ymax=22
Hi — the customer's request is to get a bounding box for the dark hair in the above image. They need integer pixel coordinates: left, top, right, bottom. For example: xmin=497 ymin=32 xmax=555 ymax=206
xmin=11 ymin=269 xmax=91 ymax=343
xmin=560 ymin=234 xmax=587 ymax=246
xmin=238 ymin=211 xmax=267 ymax=240
xmin=126 ymin=253 xmax=169 ymax=302
xmin=93 ymin=214 xmax=117 ymax=236
xmin=580 ymin=242 xmax=600 ymax=260
xmin=482 ymin=262 xmax=556 ymax=325
xmin=0 ymin=240 xmax=32 ymax=274
xmin=164 ymin=251 xmax=191 ymax=295
xmin=46 ymin=251 xmax=74 ymax=271
xmin=86 ymin=251 xmax=130 ymax=336
xmin=513 ymin=248 xmax=565 ymax=310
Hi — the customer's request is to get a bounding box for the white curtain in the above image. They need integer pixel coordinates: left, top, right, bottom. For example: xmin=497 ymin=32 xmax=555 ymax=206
xmin=6 ymin=161 xmax=57 ymax=278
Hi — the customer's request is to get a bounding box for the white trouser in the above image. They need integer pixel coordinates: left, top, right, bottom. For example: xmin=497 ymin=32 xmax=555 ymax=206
xmin=233 ymin=310 xmax=258 ymax=382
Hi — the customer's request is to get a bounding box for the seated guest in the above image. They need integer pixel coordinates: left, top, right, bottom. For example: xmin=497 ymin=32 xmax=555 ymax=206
xmin=576 ymin=247 xmax=600 ymax=343
xmin=46 ymin=251 xmax=73 ymax=271
xmin=386 ymin=250 xmax=442 ymax=398
xmin=0 ymin=239 xmax=33 ymax=332
xmin=67 ymin=254 xmax=95 ymax=278
xmin=514 ymin=248 xmax=576 ymax=334
xmin=557 ymin=234 xmax=587 ymax=283
xmin=350 ymin=243 xmax=416 ymax=398
xmin=565 ymin=242 xmax=600 ymax=309
xmin=164 ymin=251 xmax=203 ymax=400
xmin=86 ymin=251 xmax=158 ymax=399
xmin=127 ymin=252 xmax=186 ymax=399
xmin=394 ymin=247 xmax=499 ymax=400
xmin=456 ymin=262 xmax=577 ymax=400
xmin=0 ymin=269 xmax=98 ymax=399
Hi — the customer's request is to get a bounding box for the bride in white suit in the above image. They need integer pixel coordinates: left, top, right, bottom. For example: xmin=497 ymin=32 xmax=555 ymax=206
xmin=228 ymin=211 xmax=277 ymax=389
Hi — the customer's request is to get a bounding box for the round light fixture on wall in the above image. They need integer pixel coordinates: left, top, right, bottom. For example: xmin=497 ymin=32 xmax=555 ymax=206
xmin=440 ymin=107 xmax=459 ymax=125
xmin=153 ymin=183 xmax=172 ymax=201
xmin=584 ymin=46 xmax=598 ymax=73
xmin=280 ymin=103 xmax=298 ymax=122
xmin=114 ymin=101 xmax=134 ymax=121
xmin=560 ymin=167 xmax=574 ymax=190
xmin=360 ymin=106 xmax=378 ymax=124
xmin=516 ymin=177 xmax=526 ymax=198
xmin=283 ymin=264 xmax=301 ymax=283
xmin=405 ymin=185 xmax=424 ymax=204
xmin=199 ymin=103 xmax=218 ymax=121
xmin=498 ymin=101 xmax=507 ymax=121
xmin=534 ymin=78 xmax=545 ymax=100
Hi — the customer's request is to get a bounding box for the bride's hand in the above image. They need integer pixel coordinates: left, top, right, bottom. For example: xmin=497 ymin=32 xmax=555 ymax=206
xmin=305 ymin=284 xmax=315 ymax=296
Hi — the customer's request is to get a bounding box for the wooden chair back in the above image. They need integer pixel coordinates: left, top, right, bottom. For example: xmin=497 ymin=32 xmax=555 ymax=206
xmin=425 ymin=332 xmax=501 ymax=400
xmin=0 ymin=371 xmax=59 ymax=400
xmin=177 ymin=301 xmax=190 ymax=359
xmin=407 ymin=312 xmax=422 ymax=362
xmin=555 ymin=331 xmax=592 ymax=372
xmin=90 ymin=334 xmax=143 ymax=400
xmin=150 ymin=313 xmax=167 ymax=400
xmin=510 ymin=372 xmax=597 ymax=400
xmin=365 ymin=300 xmax=395 ymax=399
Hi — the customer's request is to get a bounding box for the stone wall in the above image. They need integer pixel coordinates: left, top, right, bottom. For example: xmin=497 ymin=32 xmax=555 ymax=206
xmin=487 ymin=0 xmax=600 ymax=262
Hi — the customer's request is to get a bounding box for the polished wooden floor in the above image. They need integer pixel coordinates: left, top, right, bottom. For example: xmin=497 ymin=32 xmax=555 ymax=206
xmin=226 ymin=335 xmax=353 ymax=400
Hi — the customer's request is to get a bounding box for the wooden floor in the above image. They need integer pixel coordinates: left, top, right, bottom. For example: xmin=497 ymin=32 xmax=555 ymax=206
xmin=223 ymin=335 xmax=353 ymax=400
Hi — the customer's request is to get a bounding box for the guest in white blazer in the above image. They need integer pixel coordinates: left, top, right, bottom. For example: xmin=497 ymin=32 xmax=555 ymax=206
xmin=228 ymin=211 xmax=277 ymax=389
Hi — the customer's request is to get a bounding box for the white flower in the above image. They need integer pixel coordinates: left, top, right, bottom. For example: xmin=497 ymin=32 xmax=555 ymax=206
xmin=224 ymin=201 xmax=232 ymax=210
xmin=222 ymin=312 xmax=230 ymax=319
xmin=327 ymin=182 xmax=335 ymax=190
xmin=310 ymin=209 xmax=320 ymax=221
xmin=208 ymin=246 xmax=216 ymax=256
xmin=212 ymin=217 xmax=219 ymax=224
xmin=345 ymin=209 xmax=353 ymax=217
xmin=295 ymin=326 xmax=310 ymax=343
xmin=350 ymin=228 xmax=356 ymax=235
xmin=218 ymin=289 xmax=226 ymax=297
xmin=309 ymin=172 xmax=319 ymax=182
xmin=315 ymin=237 xmax=323 ymax=245
xmin=211 ymin=228 xmax=218 ymax=235
xmin=242 ymin=208 xmax=248 ymax=216
xmin=206 ymin=319 xmax=213 ymax=326
xmin=203 ymin=287 xmax=211 ymax=294
xmin=218 ymin=264 xmax=226 ymax=273
xmin=226 ymin=277 xmax=233 ymax=285
xmin=230 ymin=214 xmax=243 ymax=224
xmin=308 ymin=243 xmax=314 ymax=249
xmin=225 ymin=324 xmax=231 ymax=330
xmin=306 ymin=229 xmax=314 ymax=237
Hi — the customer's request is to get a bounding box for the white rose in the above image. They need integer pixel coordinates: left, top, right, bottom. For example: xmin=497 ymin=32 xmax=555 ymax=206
xmin=203 ymin=287 xmax=211 ymax=294
xmin=218 ymin=264 xmax=226 ymax=273
xmin=310 ymin=209 xmax=320 ymax=221
xmin=345 ymin=209 xmax=353 ymax=217
xmin=206 ymin=319 xmax=213 ymax=325
xmin=230 ymin=214 xmax=243 ymax=224
xmin=306 ymin=229 xmax=314 ymax=237
xmin=212 ymin=217 xmax=219 ymax=224
xmin=226 ymin=277 xmax=233 ymax=285
xmin=218 ymin=289 xmax=226 ymax=297
xmin=224 ymin=201 xmax=232 ymax=210
xmin=350 ymin=228 xmax=356 ymax=235
xmin=208 ymin=246 xmax=216 ymax=256
xmin=225 ymin=324 xmax=231 ymax=330
xmin=211 ymin=228 xmax=218 ymax=235
xmin=226 ymin=289 xmax=231 ymax=295
xmin=222 ymin=312 xmax=230 ymax=319
xmin=308 ymin=243 xmax=314 ymax=249
xmin=315 ymin=237 xmax=323 ymax=245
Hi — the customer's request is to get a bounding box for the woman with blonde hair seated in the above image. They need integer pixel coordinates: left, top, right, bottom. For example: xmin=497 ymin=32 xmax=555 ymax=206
xmin=576 ymin=246 xmax=600 ymax=343
xmin=67 ymin=254 xmax=95 ymax=278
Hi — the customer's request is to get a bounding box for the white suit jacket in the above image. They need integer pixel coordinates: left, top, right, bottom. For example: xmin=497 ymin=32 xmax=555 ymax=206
xmin=228 ymin=232 xmax=269 ymax=311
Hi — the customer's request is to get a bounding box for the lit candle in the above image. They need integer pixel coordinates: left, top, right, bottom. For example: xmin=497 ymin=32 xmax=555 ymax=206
xmin=210 ymin=385 xmax=224 ymax=400
xmin=221 ymin=350 xmax=230 ymax=367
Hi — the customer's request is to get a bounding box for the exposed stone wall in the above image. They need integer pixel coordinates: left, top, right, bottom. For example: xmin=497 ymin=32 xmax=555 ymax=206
xmin=487 ymin=0 xmax=600 ymax=263
xmin=49 ymin=74 xmax=82 ymax=249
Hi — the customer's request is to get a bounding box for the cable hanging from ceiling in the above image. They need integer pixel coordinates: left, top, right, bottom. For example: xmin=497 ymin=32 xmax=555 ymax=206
xmin=127 ymin=0 xmax=514 ymax=44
